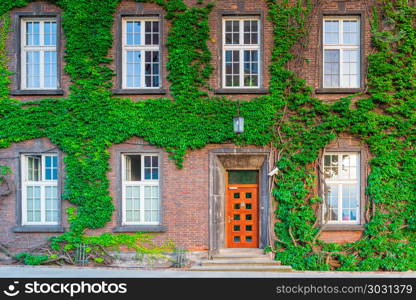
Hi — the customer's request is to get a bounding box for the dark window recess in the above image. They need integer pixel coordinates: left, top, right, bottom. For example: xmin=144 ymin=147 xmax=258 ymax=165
xmin=125 ymin=155 xmax=141 ymax=181
xmin=228 ymin=170 xmax=258 ymax=184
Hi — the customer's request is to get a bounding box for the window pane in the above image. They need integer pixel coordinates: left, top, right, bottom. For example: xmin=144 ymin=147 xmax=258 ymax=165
xmin=324 ymin=154 xmax=339 ymax=179
xmin=144 ymin=156 xmax=151 ymax=167
xmin=340 ymin=153 xmax=358 ymax=179
xmin=342 ymin=50 xmax=359 ymax=88
xmin=45 ymin=155 xmax=58 ymax=180
xmin=228 ymin=170 xmax=258 ymax=184
xmin=324 ymin=20 xmax=339 ymax=44
xmin=45 ymin=186 xmax=58 ymax=222
xmin=342 ymin=184 xmax=358 ymax=221
xmin=26 ymin=22 xmax=40 ymax=46
xmin=144 ymin=51 xmax=160 ymax=87
xmin=126 ymin=21 xmax=140 ymax=45
xmin=26 ymin=51 xmax=40 ymax=89
xmin=323 ymin=49 xmax=340 ymax=88
xmin=125 ymin=155 xmax=141 ymax=181
xmin=326 ymin=184 xmax=338 ymax=221
xmin=126 ymin=51 xmax=141 ymax=88
xmin=343 ymin=20 xmax=359 ymax=45
xmin=243 ymin=20 xmax=259 ymax=44
xmin=225 ymin=50 xmax=240 ymax=87
xmin=243 ymin=50 xmax=259 ymax=87
xmin=26 ymin=186 xmax=41 ymax=222
xmin=125 ymin=186 xmax=140 ymax=222
xmin=144 ymin=155 xmax=158 ymax=180
xmin=44 ymin=22 xmax=57 ymax=46
xmin=144 ymin=186 xmax=159 ymax=222
xmin=44 ymin=51 xmax=57 ymax=89
xmin=27 ymin=156 xmax=41 ymax=181
xmin=144 ymin=21 xmax=159 ymax=45
xmin=225 ymin=20 xmax=239 ymax=44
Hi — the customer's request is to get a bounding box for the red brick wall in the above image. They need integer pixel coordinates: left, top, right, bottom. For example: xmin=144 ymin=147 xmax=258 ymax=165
xmin=90 ymin=137 xmax=269 ymax=251
xmin=0 ymin=138 xmax=72 ymax=252
xmin=319 ymin=230 xmax=363 ymax=244
xmin=2 ymin=0 xmax=378 ymax=249
xmin=0 ymin=137 xmax=268 ymax=252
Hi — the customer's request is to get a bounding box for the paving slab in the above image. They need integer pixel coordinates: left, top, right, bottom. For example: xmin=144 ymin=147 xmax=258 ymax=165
xmin=0 ymin=266 xmax=415 ymax=278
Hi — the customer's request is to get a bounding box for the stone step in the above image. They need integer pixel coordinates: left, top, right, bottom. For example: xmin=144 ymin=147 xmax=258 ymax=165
xmin=212 ymin=253 xmax=270 ymax=260
xmin=218 ymin=248 xmax=265 ymax=255
xmin=189 ymin=265 xmax=292 ymax=272
xmin=201 ymin=259 xmax=282 ymax=267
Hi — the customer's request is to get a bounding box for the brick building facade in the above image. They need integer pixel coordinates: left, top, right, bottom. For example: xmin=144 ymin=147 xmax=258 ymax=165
xmin=0 ymin=0 xmax=375 ymax=254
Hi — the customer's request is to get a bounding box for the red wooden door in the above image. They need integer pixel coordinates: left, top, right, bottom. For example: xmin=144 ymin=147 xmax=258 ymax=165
xmin=226 ymin=184 xmax=259 ymax=248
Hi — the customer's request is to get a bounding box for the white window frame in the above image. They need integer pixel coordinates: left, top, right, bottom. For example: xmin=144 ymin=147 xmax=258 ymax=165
xmin=121 ymin=17 xmax=161 ymax=89
xmin=222 ymin=17 xmax=261 ymax=89
xmin=322 ymin=16 xmax=361 ymax=88
xmin=322 ymin=152 xmax=361 ymax=225
xmin=21 ymin=154 xmax=59 ymax=226
xmin=21 ymin=18 xmax=58 ymax=90
xmin=121 ymin=153 xmax=160 ymax=225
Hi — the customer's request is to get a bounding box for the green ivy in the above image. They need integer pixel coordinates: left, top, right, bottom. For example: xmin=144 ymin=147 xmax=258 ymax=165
xmin=267 ymin=0 xmax=416 ymax=271
xmin=0 ymin=0 xmax=414 ymax=270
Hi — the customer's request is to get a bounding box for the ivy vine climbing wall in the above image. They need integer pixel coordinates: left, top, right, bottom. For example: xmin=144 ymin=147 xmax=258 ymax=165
xmin=0 ymin=0 xmax=414 ymax=270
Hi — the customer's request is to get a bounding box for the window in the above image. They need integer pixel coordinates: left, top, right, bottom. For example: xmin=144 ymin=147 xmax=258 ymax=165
xmin=122 ymin=18 xmax=161 ymax=89
xmin=21 ymin=154 xmax=59 ymax=225
xmin=323 ymin=152 xmax=360 ymax=224
xmin=122 ymin=154 xmax=160 ymax=225
xmin=323 ymin=17 xmax=360 ymax=88
xmin=21 ymin=19 xmax=58 ymax=90
xmin=223 ymin=18 xmax=260 ymax=88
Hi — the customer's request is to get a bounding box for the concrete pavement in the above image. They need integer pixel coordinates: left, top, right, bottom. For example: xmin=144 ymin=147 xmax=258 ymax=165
xmin=0 ymin=266 xmax=415 ymax=278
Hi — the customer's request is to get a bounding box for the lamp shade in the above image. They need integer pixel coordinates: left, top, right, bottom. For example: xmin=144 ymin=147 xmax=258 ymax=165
xmin=233 ymin=116 xmax=244 ymax=134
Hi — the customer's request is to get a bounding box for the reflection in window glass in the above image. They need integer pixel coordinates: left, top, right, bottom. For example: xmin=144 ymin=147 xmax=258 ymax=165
xmin=323 ymin=153 xmax=360 ymax=224
xmin=228 ymin=170 xmax=258 ymax=184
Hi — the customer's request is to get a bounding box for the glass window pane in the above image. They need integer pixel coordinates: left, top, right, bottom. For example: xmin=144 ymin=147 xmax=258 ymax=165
xmin=343 ymin=20 xmax=359 ymax=45
xmin=324 ymin=20 xmax=339 ymax=44
xmin=126 ymin=21 xmax=140 ymax=45
xmin=342 ymin=50 xmax=359 ymax=88
xmin=126 ymin=51 xmax=141 ymax=88
xmin=26 ymin=22 xmax=40 ymax=46
xmin=26 ymin=51 xmax=40 ymax=89
xmin=224 ymin=20 xmax=239 ymax=44
xmin=26 ymin=186 xmax=41 ymax=222
xmin=144 ymin=156 xmax=151 ymax=167
xmin=125 ymin=186 xmax=140 ymax=222
xmin=27 ymin=156 xmax=41 ymax=181
xmin=144 ymin=168 xmax=151 ymax=180
xmin=323 ymin=50 xmax=340 ymax=88
xmin=44 ymin=51 xmax=57 ymax=89
xmin=45 ymin=186 xmax=58 ymax=222
xmin=125 ymin=155 xmax=141 ymax=181
xmin=228 ymin=170 xmax=258 ymax=184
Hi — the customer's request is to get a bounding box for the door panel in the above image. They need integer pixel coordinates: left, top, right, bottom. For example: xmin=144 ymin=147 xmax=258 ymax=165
xmin=226 ymin=185 xmax=258 ymax=248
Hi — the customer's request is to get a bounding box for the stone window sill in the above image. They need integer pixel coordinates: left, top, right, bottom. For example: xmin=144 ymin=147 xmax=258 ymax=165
xmin=112 ymin=89 xmax=167 ymax=95
xmin=315 ymin=88 xmax=363 ymax=94
xmin=10 ymin=89 xmax=64 ymax=96
xmin=320 ymin=224 xmax=365 ymax=231
xmin=112 ymin=225 xmax=167 ymax=233
xmin=13 ymin=225 xmax=65 ymax=233
xmin=214 ymin=88 xmax=269 ymax=95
